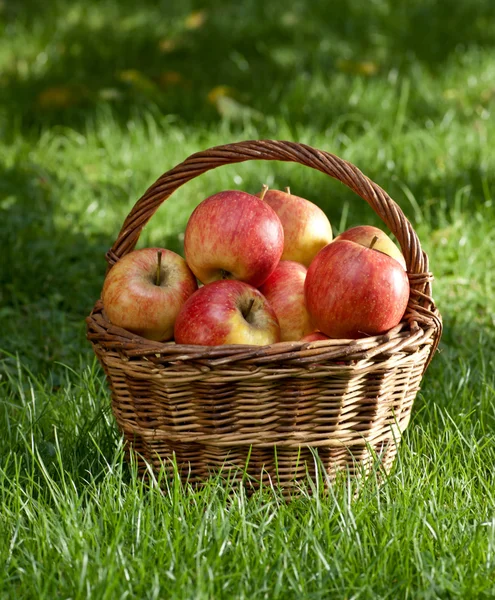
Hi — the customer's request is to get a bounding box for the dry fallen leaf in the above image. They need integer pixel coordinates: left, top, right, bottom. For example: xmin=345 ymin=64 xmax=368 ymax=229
xmin=337 ymin=59 xmax=379 ymax=76
xmin=118 ymin=69 xmax=157 ymax=94
xmin=158 ymin=38 xmax=179 ymax=53
xmin=207 ymin=85 xmax=235 ymax=105
xmin=185 ymin=10 xmax=207 ymax=30
xmin=37 ymin=85 xmax=82 ymax=109
xmin=159 ymin=71 xmax=184 ymax=86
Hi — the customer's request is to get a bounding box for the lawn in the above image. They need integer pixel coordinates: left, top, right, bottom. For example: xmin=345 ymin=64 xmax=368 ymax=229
xmin=1 ymin=0 xmax=495 ymax=598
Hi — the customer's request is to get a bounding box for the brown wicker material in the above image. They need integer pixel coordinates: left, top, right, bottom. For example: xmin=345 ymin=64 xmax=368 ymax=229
xmin=86 ymin=140 xmax=442 ymax=494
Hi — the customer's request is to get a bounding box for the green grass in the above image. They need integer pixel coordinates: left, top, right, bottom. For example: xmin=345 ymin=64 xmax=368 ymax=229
xmin=1 ymin=0 xmax=495 ymax=597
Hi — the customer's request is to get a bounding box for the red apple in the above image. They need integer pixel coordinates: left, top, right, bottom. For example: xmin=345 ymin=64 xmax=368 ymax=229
xmin=184 ymin=190 xmax=284 ymax=287
xmin=300 ymin=331 xmax=330 ymax=342
xmin=258 ymin=260 xmax=313 ymax=342
xmin=335 ymin=225 xmax=406 ymax=269
xmin=305 ymin=238 xmax=410 ymax=339
xmin=174 ymin=280 xmax=280 ymax=346
xmin=258 ymin=186 xmax=333 ymax=267
xmin=102 ymin=247 xmax=197 ymax=341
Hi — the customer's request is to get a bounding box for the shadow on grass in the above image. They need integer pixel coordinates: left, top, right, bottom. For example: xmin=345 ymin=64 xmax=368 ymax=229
xmin=0 ymin=160 xmax=182 ymax=372
xmin=1 ymin=0 xmax=495 ymax=133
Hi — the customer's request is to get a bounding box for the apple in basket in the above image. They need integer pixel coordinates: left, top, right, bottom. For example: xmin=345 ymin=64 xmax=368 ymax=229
xmin=300 ymin=331 xmax=330 ymax=342
xmin=184 ymin=190 xmax=284 ymax=287
xmin=174 ymin=280 xmax=280 ymax=346
xmin=258 ymin=185 xmax=333 ymax=267
xmin=305 ymin=233 xmax=410 ymax=339
xmin=258 ymin=260 xmax=313 ymax=342
xmin=334 ymin=224 xmax=406 ymax=269
xmin=102 ymin=247 xmax=198 ymax=341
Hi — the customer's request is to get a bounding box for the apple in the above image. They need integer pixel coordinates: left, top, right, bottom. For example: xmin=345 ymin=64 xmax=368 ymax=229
xmin=184 ymin=190 xmax=284 ymax=287
xmin=174 ymin=280 xmax=280 ymax=346
xmin=305 ymin=236 xmax=410 ymax=339
xmin=334 ymin=225 xmax=406 ymax=269
xmin=300 ymin=331 xmax=330 ymax=342
xmin=102 ymin=247 xmax=198 ymax=341
xmin=258 ymin=185 xmax=333 ymax=267
xmin=258 ymin=260 xmax=313 ymax=342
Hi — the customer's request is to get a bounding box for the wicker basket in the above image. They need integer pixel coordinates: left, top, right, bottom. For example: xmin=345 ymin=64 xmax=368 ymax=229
xmin=86 ymin=140 xmax=442 ymax=494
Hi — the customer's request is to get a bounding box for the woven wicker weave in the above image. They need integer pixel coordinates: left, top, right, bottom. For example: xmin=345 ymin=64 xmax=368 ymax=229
xmin=86 ymin=140 xmax=442 ymax=493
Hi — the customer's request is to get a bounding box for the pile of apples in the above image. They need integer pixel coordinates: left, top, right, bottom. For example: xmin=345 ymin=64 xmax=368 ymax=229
xmin=102 ymin=186 xmax=409 ymax=345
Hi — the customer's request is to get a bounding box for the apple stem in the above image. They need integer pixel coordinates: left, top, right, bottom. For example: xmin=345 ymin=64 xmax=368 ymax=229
xmin=221 ymin=269 xmax=229 ymax=280
xmin=244 ymin=298 xmax=255 ymax=320
xmin=156 ymin=250 xmax=162 ymax=285
xmin=369 ymin=235 xmax=379 ymax=251
xmin=285 ymin=186 xmax=291 ymax=195
xmin=259 ymin=184 xmax=269 ymax=201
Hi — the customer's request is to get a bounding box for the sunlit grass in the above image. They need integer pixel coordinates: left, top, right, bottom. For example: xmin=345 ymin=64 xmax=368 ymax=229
xmin=1 ymin=358 xmax=495 ymax=598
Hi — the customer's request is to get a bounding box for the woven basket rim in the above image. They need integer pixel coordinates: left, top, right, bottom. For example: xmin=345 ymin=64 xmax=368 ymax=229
xmin=87 ymin=300 xmax=439 ymax=370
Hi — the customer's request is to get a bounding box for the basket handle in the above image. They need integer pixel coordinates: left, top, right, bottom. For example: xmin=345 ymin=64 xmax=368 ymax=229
xmin=106 ymin=140 xmax=438 ymax=323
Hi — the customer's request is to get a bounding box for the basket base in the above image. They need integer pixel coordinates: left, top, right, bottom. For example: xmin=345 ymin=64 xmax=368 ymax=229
xmin=123 ymin=432 xmax=400 ymax=497
xmin=87 ymin=299 xmax=440 ymax=498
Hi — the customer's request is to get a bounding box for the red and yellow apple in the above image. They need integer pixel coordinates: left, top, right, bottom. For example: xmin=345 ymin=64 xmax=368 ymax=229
xmin=335 ymin=225 xmax=406 ymax=269
xmin=174 ymin=280 xmax=280 ymax=346
xmin=184 ymin=190 xmax=284 ymax=287
xmin=305 ymin=237 xmax=410 ymax=339
xmin=300 ymin=331 xmax=330 ymax=342
xmin=258 ymin=260 xmax=313 ymax=341
xmin=102 ymin=247 xmax=198 ymax=341
xmin=258 ymin=186 xmax=333 ymax=267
